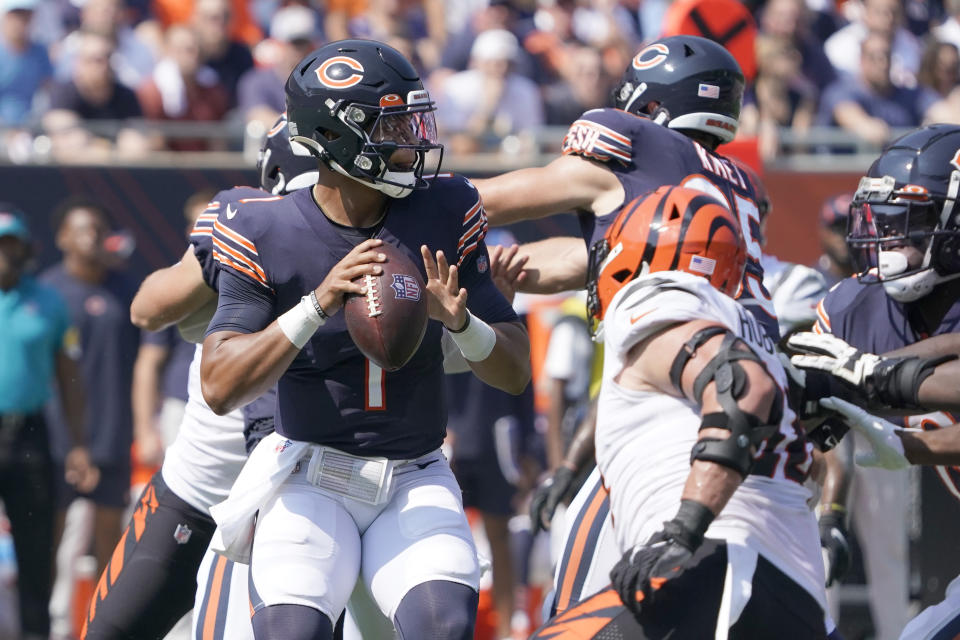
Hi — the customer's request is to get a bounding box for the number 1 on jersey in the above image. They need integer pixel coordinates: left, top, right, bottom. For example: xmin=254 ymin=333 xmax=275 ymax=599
xmin=365 ymin=359 xmax=386 ymax=411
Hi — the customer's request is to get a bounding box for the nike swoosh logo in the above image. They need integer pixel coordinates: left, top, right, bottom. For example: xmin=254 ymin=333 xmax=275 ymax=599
xmin=226 ymin=204 xmax=237 ymax=219
xmin=416 ymin=458 xmax=440 ymax=470
xmin=630 ymin=309 xmax=655 ymax=324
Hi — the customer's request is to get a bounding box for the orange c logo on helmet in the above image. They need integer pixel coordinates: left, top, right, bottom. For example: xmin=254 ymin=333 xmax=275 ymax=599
xmin=315 ymin=56 xmax=365 ymax=89
xmin=632 ymin=43 xmax=669 ymax=71
xmin=379 ymin=94 xmax=403 ymax=107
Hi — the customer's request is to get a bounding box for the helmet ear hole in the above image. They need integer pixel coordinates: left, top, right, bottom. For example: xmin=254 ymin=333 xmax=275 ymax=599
xmin=683 ymin=43 xmax=695 ymax=56
xmin=668 ymin=204 xmax=681 ymax=220
xmin=612 ymin=269 xmax=632 ymax=283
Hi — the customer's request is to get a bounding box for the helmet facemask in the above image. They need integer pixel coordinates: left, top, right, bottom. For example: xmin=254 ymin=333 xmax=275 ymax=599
xmin=291 ymin=90 xmax=443 ymax=198
xmin=847 ymin=174 xmax=960 ymax=301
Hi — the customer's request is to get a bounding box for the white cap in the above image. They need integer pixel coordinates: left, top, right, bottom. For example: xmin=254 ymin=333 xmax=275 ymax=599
xmin=269 ymin=5 xmax=317 ymax=43
xmin=471 ymin=29 xmax=519 ymax=62
xmin=1 ymin=0 xmax=39 ymax=12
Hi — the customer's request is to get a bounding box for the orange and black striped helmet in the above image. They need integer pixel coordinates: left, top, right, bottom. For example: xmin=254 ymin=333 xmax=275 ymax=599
xmin=587 ymin=185 xmax=746 ymax=323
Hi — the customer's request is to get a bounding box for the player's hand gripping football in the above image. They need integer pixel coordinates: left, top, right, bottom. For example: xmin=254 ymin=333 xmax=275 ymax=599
xmin=609 ymin=517 xmax=700 ymax=618
xmin=313 ymin=239 xmax=386 ymax=316
xmin=421 ymin=245 xmax=468 ymax=331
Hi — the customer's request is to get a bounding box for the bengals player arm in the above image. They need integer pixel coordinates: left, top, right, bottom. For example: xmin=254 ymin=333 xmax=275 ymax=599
xmin=130 ymin=247 xmax=216 ymax=331
xmin=474 ymin=154 xmax=625 ymax=226
xmin=625 ymin=319 xmax=778 ymax=515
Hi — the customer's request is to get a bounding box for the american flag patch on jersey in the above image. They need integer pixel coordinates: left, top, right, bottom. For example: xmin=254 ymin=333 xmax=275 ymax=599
xmin=689 ymin=255 xmax=716 ymax=275
xmin=698 ymin=83 xmax=720 ymax=99
xmin=391 ymin=274 xmax=421 ymax=301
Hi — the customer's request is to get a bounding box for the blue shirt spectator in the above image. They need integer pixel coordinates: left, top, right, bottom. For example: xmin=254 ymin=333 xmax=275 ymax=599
xmin=0 ymin=0 xmax=52 ymax=126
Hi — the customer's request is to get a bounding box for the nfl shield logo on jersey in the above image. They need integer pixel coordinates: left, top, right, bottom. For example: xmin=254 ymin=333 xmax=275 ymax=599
xmin=275 ymin=438 xmax=293 ymax=453
xmin=391 ymin=274 xmax=421 ymax=301
xmin=476 ymin=254 xmax=489 ymax=273
xmin=173 ymin=524 xmax=192 ymax=545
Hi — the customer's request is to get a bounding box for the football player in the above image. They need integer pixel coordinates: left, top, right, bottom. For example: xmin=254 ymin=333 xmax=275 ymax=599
xmin=532 ymin=186 xmax=825 ymax=638
xmin=790 ymin=124 xmax=960 ymax=640
xmin=80 ymin=114 xmax=318 ymax=640
xmin=200 ymin=40 xmax=530 ymax=640
xmin=477 ymin=35 xmax=780 ymax=618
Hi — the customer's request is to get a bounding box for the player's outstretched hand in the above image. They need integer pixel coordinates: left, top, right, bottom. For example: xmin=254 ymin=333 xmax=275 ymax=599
xmin=610 ymin=520 xmax=698 ymax=619
xmin=421 ymin=245 xmax=468 ymax=330
xmin=819 ymin=397 xmax=910 ymax=470
xmin=314 ymin=239 xmax=386 ymax=316
xmin=488 ymin=244 xmax=528 ymax=303
xmin=818 ymin=508 xmax=851 ymax=587
xmin=529 ymin=465 xmax=575 ymax=533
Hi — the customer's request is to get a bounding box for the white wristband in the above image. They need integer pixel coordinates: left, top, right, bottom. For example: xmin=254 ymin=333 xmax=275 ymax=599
xmin=277 ymin=295 xmax=325 ymax=349
xmin=448 ymin=311 xmax=496 ymax=362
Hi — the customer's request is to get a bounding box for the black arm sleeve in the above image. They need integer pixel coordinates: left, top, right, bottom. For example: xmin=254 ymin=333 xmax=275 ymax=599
xmin=205 ymin=269 xmax=277 ymax=336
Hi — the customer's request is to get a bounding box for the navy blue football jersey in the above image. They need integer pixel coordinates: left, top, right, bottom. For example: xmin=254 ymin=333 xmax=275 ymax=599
xmin=561 ymin=108 xmax=778 ymax=339
xmin=189 ymin=186 xmax=266 ymax=292
xmin=206 ymin=174 xmax=519 ymax=458
xmin=816 ymin=277 xmax=960 ymax=499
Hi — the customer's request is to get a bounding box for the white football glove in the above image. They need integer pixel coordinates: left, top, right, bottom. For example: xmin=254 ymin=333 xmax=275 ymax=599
xmin=788 ymin=332 xmax=881 ymax=387
xmin=818 ymin=397 xmax=910 ymax=470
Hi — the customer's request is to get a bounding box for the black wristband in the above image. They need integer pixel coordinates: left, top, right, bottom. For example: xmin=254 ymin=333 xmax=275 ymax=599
xmin=872 ymin=354 xmax=957 ymax=408
xmin=666 ymin=499 xmax=715 ymax=550
xmin=309 ymin=290 xmax=329 ymax=321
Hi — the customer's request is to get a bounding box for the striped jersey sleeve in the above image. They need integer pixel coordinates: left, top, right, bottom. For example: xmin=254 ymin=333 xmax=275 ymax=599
xmin=561 ymin=110 xmax=633 ymax=165
xmin=456 ymin=189 xmax=488 ymax=267
xmin=189 ymin=186 xmax=265 ymax=291
xmin=212 ymin=217 xmax=271 ymax=290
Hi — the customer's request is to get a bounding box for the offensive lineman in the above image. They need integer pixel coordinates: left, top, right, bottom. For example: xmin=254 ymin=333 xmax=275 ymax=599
xmin=532 ymin=186 xmax=825 ymax=638
xmin=200 ymin=40 xmax=530 ymax=640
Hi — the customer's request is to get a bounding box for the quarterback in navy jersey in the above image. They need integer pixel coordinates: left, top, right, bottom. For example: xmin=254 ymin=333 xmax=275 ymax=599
xmin=200 ymin=40 xmax=530 ymax=640
xmin=475 ymin=34 xmax=778 ymax=341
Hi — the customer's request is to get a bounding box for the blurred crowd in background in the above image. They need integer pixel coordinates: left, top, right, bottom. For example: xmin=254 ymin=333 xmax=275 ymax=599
xmin=6 ymin=0 xmax=960 ymax=160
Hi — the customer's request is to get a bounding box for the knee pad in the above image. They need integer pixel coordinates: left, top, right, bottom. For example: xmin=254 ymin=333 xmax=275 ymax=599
xmin=394 ymin=581 xmax=478 ymax=640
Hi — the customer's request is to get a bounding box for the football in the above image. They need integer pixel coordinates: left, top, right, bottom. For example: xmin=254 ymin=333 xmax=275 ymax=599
xmin=344 ymin=242 xmax=429 ymax=372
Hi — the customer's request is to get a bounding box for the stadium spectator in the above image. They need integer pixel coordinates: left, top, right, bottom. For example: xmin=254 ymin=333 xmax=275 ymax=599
xmin=43 ymin=30 xmax=150 ymax=160
xmin=55 ymin=0 xmax=155 ymax=91
xmin=935 ymin=0 xmax=960 ymax=50
xmin=824 ymin=0 xmax=923 ymax=87
xmin=435 ymin=28 xmax=544 ymax=154
xmin=816 ymin=32 xmax=939 ymax=146
xmin=191 ymin=0 xmax=253 ymax=107
xmin=0 ymin=0 xmax=52 ymax=127
xmin=138 ymin=24 xmax=230 ymax=150
xmin=542 ymin=44 xmax=609 ymax=126
xmin=759 ymin=0 xmax=837 ymax=90
xmin=41 ymin=198 xmax=140 ymax=581
xmin=918 ymin=39 xmax=960 ymax=96
xmin=0 ymin=206 xmax=97 ymax=640
xmin=153 ymin=0 xmax=262 ymax=45
xmin=438 ymin=0 xmax=540 ymax=82
xmin=328 ymin=0 xmax=448 ymax=72
xmin=237 ymin=3 xmax=317 ymax=129
xmin=740 ymin=34 xmax=818 ymax=158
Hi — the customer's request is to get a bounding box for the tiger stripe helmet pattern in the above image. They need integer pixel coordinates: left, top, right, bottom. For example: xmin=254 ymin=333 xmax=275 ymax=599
xmin=587 ymin=185 xmax=747 ymax=322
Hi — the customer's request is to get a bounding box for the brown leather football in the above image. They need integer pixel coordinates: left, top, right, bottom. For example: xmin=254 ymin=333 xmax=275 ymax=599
xmin=344 ymin=242 xmax=429 ymax=372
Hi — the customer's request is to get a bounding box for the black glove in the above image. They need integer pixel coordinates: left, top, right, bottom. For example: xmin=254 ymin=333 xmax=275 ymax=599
xmin=529 ymin=465 xmax=576 ymax=533
xmin=819 ymin=509 xmax=851 ymax=587
xmin=609 ymin=500 xmax=712 ymax=619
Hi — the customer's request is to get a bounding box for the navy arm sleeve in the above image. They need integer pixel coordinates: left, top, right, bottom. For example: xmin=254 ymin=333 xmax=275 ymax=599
xmin=205 ymin=269 xmax=277 ymax=336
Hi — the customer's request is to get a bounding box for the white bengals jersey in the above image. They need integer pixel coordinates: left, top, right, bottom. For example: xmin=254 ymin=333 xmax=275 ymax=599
xmin=161 ymin=345 xmax=248 ymax=513
xmin=760 ymin=254 xmax=828 ymax=337
xmin=595 ymin=271 xmax=825 ymax=609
